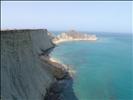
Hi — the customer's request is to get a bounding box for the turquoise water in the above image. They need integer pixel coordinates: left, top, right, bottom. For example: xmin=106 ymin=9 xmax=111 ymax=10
xmin=51 ymin=34 xmax=133 ymax=100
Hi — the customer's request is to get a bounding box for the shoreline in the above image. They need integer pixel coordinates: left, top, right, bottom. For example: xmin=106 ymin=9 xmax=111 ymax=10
xmin=40 ymin=55 xmax=76 ymax=100
xmin=1 ymin=29 xmax=77 ymax=100
xmin=52 ymin=31 xmax=98 ymax=44
xmin=53 ymin=38 xmax=98 ymax=44
xmin=40 ymin=55 xmax=75 ymax=78
xmin=49 ymin=57 xmax=76 ymax=75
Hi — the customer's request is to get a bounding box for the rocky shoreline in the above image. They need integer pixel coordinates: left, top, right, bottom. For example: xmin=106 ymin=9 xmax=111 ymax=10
xmin=41 ymin=30 xmax=97 ymax=100
xmin=44 ymin=71 xmax=72 ymax=100
xmin=1 ymin=29 xmax=77 ymax=100
xmin=40 ymin=55 xmax=74 ymax=100
xmin=53 ymin=30 xmax=97 ymax=44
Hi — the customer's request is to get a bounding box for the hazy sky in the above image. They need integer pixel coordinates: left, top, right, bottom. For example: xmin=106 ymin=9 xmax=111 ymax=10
xmin=1 ymin=1 xmax=132 ymax=33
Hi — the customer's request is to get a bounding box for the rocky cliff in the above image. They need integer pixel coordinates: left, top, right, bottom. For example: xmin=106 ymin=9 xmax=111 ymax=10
xmin=1 ymin=29 xmax=57 ymax=100
xmin=53 ymin=30 xmax=97 ymax=44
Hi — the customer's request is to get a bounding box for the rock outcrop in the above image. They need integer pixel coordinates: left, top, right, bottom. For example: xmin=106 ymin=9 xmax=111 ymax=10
xmin=53 ymin=30 xmax=97 ymax=44
xmin=1 ymin=29 xmax=56 ymax=100
xmin=40 ymin=55 xmax=70 ymax=80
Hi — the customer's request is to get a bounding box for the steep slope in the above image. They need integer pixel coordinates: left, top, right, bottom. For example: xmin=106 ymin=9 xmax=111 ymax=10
xmin=1 ymin=29 xmax=56 ymax=100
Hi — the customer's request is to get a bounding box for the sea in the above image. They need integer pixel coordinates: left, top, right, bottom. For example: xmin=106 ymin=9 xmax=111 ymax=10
xmin=50 ymin=32 xmax=133 ymax=100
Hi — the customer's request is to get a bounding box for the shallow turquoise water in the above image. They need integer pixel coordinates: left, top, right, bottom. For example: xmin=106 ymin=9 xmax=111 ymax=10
xmin=51 ymin=34 xmax=133 ymax=100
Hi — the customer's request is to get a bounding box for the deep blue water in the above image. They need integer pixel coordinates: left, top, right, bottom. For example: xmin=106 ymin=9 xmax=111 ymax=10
xmin=51 ymin=33 xmax=133 ymax=100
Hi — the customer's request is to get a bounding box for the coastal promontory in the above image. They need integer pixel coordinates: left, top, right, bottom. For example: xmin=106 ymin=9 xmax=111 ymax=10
xmin=1 ymin=29 xmax=72 ymax=100
xmin=53 ymin=30 xmax=97 ymax=44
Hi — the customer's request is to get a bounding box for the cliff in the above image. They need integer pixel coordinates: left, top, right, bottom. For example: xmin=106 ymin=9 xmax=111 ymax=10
xmin=1 ymin=29 xmax=57 ymax=100
xmin=53 ymin=30 xmax=97 ymax=44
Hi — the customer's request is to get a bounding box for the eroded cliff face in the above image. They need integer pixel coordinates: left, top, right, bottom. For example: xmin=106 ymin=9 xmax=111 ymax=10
xmin=1 ymin=29 xmax=56 ymax=100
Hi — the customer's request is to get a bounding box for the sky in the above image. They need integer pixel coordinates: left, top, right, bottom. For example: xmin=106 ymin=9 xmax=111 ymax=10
xmin=1 ymin=1 xmax=132 ymax=33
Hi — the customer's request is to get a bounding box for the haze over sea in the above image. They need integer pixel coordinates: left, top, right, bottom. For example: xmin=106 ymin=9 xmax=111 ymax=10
xmin=51 ymin=32 xmax=132 ymax=100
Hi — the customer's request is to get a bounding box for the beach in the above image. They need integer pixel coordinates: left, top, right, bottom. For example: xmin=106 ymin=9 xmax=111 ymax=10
xmin=53 ymin=37 xmax=98 ymax=44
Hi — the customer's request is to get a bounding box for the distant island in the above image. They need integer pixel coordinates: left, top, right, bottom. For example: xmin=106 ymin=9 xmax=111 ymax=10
xmin=52 ymin=30 xmax=97 ymax=44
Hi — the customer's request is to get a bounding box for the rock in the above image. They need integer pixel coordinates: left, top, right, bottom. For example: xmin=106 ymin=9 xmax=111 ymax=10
xmin=53 ymin=30 xmax=97 ymax=44
xmin=44 ymin=80 xmax=67 ymax=100
xmin=1 ymin=29 xmax=55 ymax=100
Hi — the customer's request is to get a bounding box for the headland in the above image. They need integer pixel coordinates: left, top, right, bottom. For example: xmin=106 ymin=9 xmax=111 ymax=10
xmin=53 ymin=30 xmax=97 ymax=44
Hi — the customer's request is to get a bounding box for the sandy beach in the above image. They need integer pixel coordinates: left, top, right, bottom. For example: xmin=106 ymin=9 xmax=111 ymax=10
xmin=53 ymin=38 xmax=98 ymax=44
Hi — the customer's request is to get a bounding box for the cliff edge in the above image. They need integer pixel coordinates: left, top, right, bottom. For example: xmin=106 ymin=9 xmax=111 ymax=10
xmin=1 ymin=29 xmax=56 ymax=100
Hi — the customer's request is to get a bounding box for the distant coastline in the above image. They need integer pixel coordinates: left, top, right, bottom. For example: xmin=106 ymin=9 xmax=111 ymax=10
xmin=52 ymin=30 xmax=97 ymax=44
